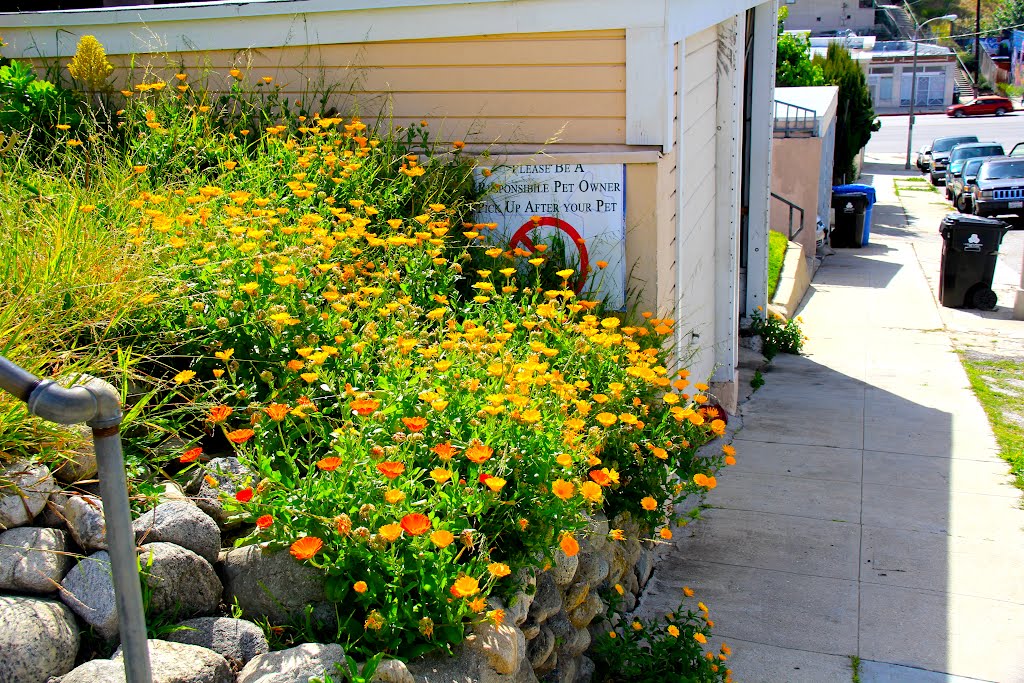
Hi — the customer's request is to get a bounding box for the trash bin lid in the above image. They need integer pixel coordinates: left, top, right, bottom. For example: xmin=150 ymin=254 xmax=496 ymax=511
xmin=940 ymin=212 xmax=1009 ymax=246
xmin=832 ymin=192 xmax=868 ymax=212
xmin=941 ymin=213 xmax=1008 ymax=230
xmin=833 ymin=183 xmax=877 ymax=204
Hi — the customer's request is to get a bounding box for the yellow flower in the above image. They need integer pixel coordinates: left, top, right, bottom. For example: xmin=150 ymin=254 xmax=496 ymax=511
xmin=579 ymin=481 xmax=603 ymax=503
xmin=683 ymin=586 xmax=695 ymax=597
xmin=173 ymin=370 xmax=196 ymax=384
xmin=667 ymin=625 xmax=680 ymax=638
xmin=378 ymin=523 xmax=403 ymax=542
xmin=430 ymin=468 xmax=452 ymax=484
xmin=487 ymin=562 xmax=511 ymax=578
xmin=430 ymin=530 xmax=455 ymax=548
xmin=595 ymin=412 xmax=617 ymax=427
xmin=300 ymin=372 xmax=318 ymax=383
xmin=632 ymin=621 xmax=643 ymax=631
xmin=614 ymin=584 xmax=624 ymax=595
xmin=67 ymin=35 xmax=113 ymax=89
xmin=694 ymin=632 xmax=707 ymax=644
xmin=551 ymin=479 xmax=575 ymax=501
xmin=520 ymin=409 xmax=541 ymax=423
xmin=384 ymin=489 xmax=405 ymax=504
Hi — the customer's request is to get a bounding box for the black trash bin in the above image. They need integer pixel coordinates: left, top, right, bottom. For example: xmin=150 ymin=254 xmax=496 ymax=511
xmin=938 ymin=213 xmax=1009 ymax=310
xmin=831 ymin=191 xmax=868 ymax=248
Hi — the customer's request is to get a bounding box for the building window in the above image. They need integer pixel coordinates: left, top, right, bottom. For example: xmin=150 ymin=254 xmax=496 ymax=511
xmin=900 ymin=70 xmax=946 ymax=107
xmin=868 ymin=74 xmax=894 ymax=104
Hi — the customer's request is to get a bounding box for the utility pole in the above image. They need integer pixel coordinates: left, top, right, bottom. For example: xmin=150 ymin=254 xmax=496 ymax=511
xmin=975 ymin=0 xmax=982 ymax=86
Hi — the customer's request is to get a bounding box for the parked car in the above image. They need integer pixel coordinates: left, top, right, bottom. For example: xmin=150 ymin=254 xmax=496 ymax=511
xmin=973 ymin=158 xmax=1024 ymax=217
xmin=929 ymin=135 xmax=979 ymax=185
xmin=946 ymin=95 xmax=1015 ymax=118
xmin=950 ymin=156 xmax=1000 ymax=213
xmin=916 ymin=143 xmax=932 ymax=172
xmin=944 ymin=142 xmax=1005 ymax=198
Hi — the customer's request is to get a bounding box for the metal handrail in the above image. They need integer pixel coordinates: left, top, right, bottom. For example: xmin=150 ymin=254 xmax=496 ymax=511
xmin=773 ymin=100 xmax=817 ymax=138
xmin=0 ymin=357 xmax=152 ymax=683
xmin=771 ymin=192 xmax=805 ymax=240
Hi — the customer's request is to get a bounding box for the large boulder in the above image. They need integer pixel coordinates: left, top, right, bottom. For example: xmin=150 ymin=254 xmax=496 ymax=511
xmin=466 ymin=620 xmax=526 ymax=676
xmin=407 ymin=642 xmax=539 ymax=683
xmin=0 ymin=459 xmax=58 ymax=530
xmin=220 ymin=545 xmax=330 ymax=624
xmin=526 ymin=572 xmax=561 ymax=624
xmin=0 ymin=527 xmax=71 ymax=593
xmin=140 ymin=542 xmax=221 ymax=618
xmin=236 ymin=643 xmax=346 ymax=683
xmin=0 ymin=595 xmax=79 ymax=682
xmin=51 ymin=425 xmax=98 ymax=484
xmin=58 ymin=639 xmax=233 ymax=683
xmin=134 ymin=502 xmax=221 ymax=563
xmin=60 ymin=550 xmax=118 ymax=639
xmin=64 ymin=494 xmax=107 ymax=551
xmin=165 ymin=616 xmax=269 ymax=665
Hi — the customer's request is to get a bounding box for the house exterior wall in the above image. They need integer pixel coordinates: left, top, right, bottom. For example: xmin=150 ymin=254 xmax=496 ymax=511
xmin=771 ymin=136 xmax=824 ymax=257
xmin=783 ymin=0 xmax=876 ymax=33
xmin=864 ymin=56 xmax=956 ymax=114
xmin=1 ymin=0 xmax=774 ymax=402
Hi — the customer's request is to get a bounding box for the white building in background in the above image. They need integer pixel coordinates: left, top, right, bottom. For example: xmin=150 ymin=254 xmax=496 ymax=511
xmin=783 ymin=0 xmax=877 ymax=34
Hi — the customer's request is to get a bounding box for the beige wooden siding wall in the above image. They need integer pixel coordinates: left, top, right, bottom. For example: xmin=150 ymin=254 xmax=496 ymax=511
xmin=655 ymin=44 xmax=680 ymax=319
xmin=103 ymin=30 xmax=626 ymax=148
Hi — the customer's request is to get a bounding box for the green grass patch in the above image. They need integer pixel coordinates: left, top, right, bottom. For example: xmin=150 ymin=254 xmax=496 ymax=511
xmin=961 ymin=354 xmax=1024 ymax=489
xmin=768 ymin=229 xmax=788 ymax=300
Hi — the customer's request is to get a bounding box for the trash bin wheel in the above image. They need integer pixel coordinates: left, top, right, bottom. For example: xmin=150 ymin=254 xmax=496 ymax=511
xmin=970 ymin=285 xmax=998 ymax=310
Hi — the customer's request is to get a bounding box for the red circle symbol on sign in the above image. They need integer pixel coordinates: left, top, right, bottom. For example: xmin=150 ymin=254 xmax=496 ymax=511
xmin=508 ymin=217 xmax=590 ymax=293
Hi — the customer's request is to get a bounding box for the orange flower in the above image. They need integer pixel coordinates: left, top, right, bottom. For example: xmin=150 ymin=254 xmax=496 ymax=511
xmin=256 ymin=514 xmax=273 ymax=530
xmin=316 ymin=456 xmax=342 ymax=471
xmin=400 ymin=513 xmax=432 ymax=536
xmin=208 ymin=405 xmax=233 ymax=423
xmin=290 ymin=536 xmax=323 ymax=560
xmin=350 ymin=398 xmax=380 ymax=416
xmin=431 ymin=442 xmax=458 ymax=461
xmin=235 ymin=487 xmax=253 ymax=503
xmin=385 ymin=489 xmax=406 ymax=504
xmin=465 ymin=443 xmax=493 ymax=464
xmin=226 ymin=429 xmax=255 ymax=444
xmin=551 ymin=479 xmax=575 ymax=500
xmin=430 ymin=529 xmax=455 ymax=548
xmin=580 ymin=481 xmax=603 ymax=503
xmin=659 ymin=527 xmax=673 ymax=540
xmin=483 ymin=476 xmax=506 ymax=492
xmin=487 ymin=562 xmax=511 ymax=578
xmin=723 ymin=444 xmax=736 ymax=456
xmin=401 ymin=416 xmax=428 ymax=432
xmin=379 ymin=523 xmax=403 ymax=542
xmin=725 ymin=455 xmax=737 ymax=466
xmin=694 ymin=632 xmax=707 ymax=644
xmin=354 ymin=581 xmax=368 ymax=593
xmin=430 ymin=468 xmax=452 ymax=484
xmin=449 ymin=575 xmax=480 ymax=598
xmin=264 ymin=403 xmax=290 ymax=421
xmin=595 ymin=412 xmax=617 ymax=427
xmin=180 ymin=447 xmax=202 ymax=464
xmin=589 ymin=469 xmax=611 ymax=486
xmin=377 ymin=461 xmax=405 ymax=479
xmin=641 ymin=496 xmax=658 ymax=511
xmin=683 ymin=586 xmax=695 ymax=597
xmin=560 ymin=533 xmax=580 ymax=557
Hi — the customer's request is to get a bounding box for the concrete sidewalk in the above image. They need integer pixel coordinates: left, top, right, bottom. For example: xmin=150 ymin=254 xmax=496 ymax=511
xmin=636 ymin=157 xmax=1024 ymax=682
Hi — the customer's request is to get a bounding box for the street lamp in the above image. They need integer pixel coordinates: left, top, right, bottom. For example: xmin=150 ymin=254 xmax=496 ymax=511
xmin=905 ymin=11 xmax=959 ymax=169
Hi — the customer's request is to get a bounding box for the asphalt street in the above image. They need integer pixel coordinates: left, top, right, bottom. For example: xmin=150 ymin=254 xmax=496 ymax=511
xmin=867 ymin=112 xmax=1024 ymax=158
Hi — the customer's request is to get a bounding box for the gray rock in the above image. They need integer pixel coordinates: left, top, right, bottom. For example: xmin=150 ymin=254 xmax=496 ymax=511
xmin=220 ymin=545 xmax=329 ymax=624
xmin=60 ymin=551 xmax=118 ymax=639
xmin=193 ymin=457 xmax=251 ymax=527
xmin=0 ymin=527 xmax=71 ymax=593
xmin=237 ymin=643 xmax=346 ymax=683
xmin=0 ymin=595 xmax=78 ymax=682
xmin=576 ymin=656 xmax=595 ymax=683
xmin=581 ymin=514 xmax=609 ymax=555
xmin=520 ymin=619 xmax=541 ymax=641
xmin=62 ymin=639 xmax=233 ymax=683
xmin=550 ymin=550 xmax=578 ymax=588
xmin=546 ymin=655 xmax=578 ymax=683
xmin=634 ymin=549 xmax=654 ymax=589
xmin=527 ymin=625 xmax=555 ymax=669
xmin=527 ymin=572 xmax=561 ymax=624
xmin=134 ymin=502 xmax=221 ymax=563
xmin=52 ymin=425 xmax=98 ymax=484
xmin=407 ymin=643 xmax=535 ymax=683
xmin=533 ymin=645 xmax=557 ymax=676
xmin=64 ymin=495 xmax=107 ymax=551
xmin=371 ymin=659 xmax=415 ymax=683
xmin=467 ymin=621 xmax=526 ymax=676
xmin=36 ymin=492 xmax=70 ymax=529
xmin=165 ymin=616 xmax=268 ymax=665
xmin=505 ymin=590 xmax=534 ymax=627
xmin=573 ymin=553 xmax=609 ymax=589
xmin=568 ymin=593 xmax=603 ymax=630
xmin=140 ymin=542 xmax=221 ymax=618
xmin=563 ymin=582 xmax=589 ymax=613
xmin=548 ymin=610 xmax=590 ymax=659
xmin=0 ymin=460 xmax=58 ymax=530
xmin=157 ymin=481 xmax=193 ymax=506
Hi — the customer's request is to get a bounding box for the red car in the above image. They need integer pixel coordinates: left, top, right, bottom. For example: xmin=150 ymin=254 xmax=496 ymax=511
xmin=946 ymin=96 xmax=1015 ymax=117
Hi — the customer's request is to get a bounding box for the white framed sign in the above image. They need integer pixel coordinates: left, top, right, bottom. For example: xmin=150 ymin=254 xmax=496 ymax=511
xmin=473 ymin=163 xmax=627 ymax=309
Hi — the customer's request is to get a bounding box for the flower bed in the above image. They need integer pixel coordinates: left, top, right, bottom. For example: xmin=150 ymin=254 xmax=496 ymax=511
xmin=0 ymin=38 xmax=736 ymax=683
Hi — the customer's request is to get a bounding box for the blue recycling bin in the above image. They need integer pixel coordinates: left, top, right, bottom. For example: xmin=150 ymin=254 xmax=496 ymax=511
xmin=833 ymin=184 xmax=877 ymax=245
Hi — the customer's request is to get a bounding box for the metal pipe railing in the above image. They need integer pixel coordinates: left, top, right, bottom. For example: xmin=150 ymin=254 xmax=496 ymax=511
xmin=771 ymin=192 xmax=806 ymax=241
xmin=0 ymin=356 xmax=152 ymax=683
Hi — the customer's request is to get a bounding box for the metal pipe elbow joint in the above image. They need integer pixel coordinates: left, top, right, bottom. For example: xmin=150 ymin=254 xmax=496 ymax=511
xmin=27 ymin=377 xmax=123 ymax=429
